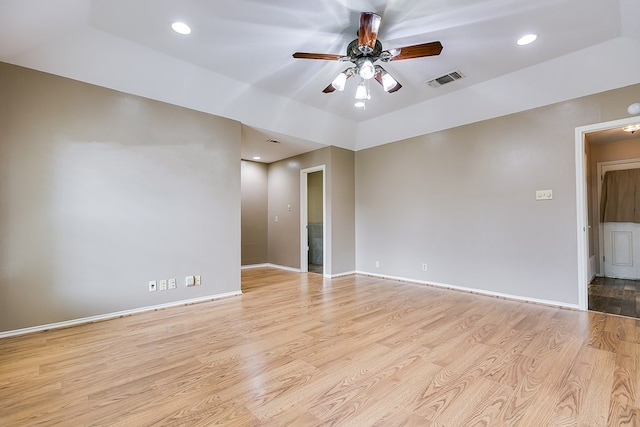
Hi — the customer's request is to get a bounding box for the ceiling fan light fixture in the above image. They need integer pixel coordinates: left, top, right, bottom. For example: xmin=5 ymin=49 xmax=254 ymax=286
xmin=355 ymin=80 xmax=370 ymax=100
xmin=358 ymin=59 xmax=375 ymax=80
xmin=381 ymin=72 xmax=398 ymax=92
xmin=622 ymin=124 xmax=640 ymax=134
xmin=331 ymin=72 xmax=348 ymax=91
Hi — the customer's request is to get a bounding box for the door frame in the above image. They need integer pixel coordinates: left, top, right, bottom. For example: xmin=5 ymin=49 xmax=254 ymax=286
xmin=575 ymin=116 xmax=640 ymax=310
xmin=597 ymin=158 xmax=640 ymax=277
xmin=300 ymin=165 xmax=326 ymax=275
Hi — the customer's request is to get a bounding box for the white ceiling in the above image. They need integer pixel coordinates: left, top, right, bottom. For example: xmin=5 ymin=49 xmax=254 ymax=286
xmin=1 ymin=0 xmax=640 ymax=162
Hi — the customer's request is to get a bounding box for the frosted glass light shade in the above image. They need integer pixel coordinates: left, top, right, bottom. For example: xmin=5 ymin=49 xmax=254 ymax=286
xmin=331 ymin=73 xmax=348 ymax=91
xmin=355 ymin=82 xmax=368 ymax=100
xmin=359 ymin=59 xmax=375 ymax=80
xmin=381 ymin=73 xmax=398 ymax=92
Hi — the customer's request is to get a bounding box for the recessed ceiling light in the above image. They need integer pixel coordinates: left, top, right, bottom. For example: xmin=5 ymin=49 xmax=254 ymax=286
xmin=517 ymin=34 xmax=537 ymax=46
xmin=253 ymin=156 xmax=261 ymax=160
xmin=171 ymin=22 xmax=191 ymax=35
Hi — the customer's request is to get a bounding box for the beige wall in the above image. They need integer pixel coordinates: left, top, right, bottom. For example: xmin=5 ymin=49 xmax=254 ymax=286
xmin=307 ymin=171 xmax=323 ymax=223
xmin=330 ymin=147 xmax=356 ymax=274
xmin=356 ymin=83 xmax=640 ymax=306
xmin=241 ymin=160 xmax=268 ymax=265
xmin=267 ymin=146 xmax=355 ymax=275
xmin=588 ymin=137 xmax=640 ymax=274
xmin=0 ymin=62 xmax=241 ymax=332
xmin=268 ymin=148 xmax=331 ymax=270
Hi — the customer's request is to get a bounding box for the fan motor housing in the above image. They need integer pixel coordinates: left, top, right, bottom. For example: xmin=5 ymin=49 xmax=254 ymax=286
xmin=347 ymin=39 xmax=383 ymax=61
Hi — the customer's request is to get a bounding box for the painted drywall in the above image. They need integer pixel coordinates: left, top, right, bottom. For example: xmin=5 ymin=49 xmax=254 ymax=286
xmin=330 ymin=147 xmax=356 ymax=274
xmin=267 ymin=146 xmax=355 ymax=275
xmin=241 ymin=160 xmax=268 ymax=265
xmin=4 ymin=25 xmax=357 ymax=151
xmin=356 ymin=37 xmax=640 ymax=150
xmin=307 ymin=171 xmax=323 ymax=224
xmin=356 ymin=83 xmax=640 ymax=306
xmin=0 ymin=62 xmax=241 ymax=332
xmin=268 ymin=148 xmax=331 ymax=271
xmin=589 ymin=137 xmax=640 ymax=275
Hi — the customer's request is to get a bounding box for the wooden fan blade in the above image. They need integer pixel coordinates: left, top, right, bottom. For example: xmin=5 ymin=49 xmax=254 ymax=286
xmin=358 ymin=12 xmax=381 ymax=51
xmin=374 ymin=66 xmax=402 ymax=93
xmin=390 ymin=41 xmax=443 ymax=61
xmin=292 ymin=52 xmax=342 ymax=60
xmin=322 ymin=83 xmax=337 ymax=93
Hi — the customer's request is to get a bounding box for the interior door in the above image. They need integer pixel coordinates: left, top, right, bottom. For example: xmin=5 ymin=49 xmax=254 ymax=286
xmin=600 ymin=161 xmax=640 ymax=279
xmin=603 ymin=223 xmax=640 ymax=278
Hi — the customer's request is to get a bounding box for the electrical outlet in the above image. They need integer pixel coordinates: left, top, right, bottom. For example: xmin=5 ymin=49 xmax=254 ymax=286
xmin=168 ymin=278 xmax=176 ymax=290
xmin=422 ymin=263 xmax=428 ymax=271
xmin=186 ymin=275 xmax=195 ymax=287
xmin=375 ymin=261 xmax=379 ymax=268
xmin=148 ymin=280 xmax=157 ymax=292
xmin=159 ymin=279 xmax=167 ymax=291
xmin=195 ymin=275 xmax=201 ymax=286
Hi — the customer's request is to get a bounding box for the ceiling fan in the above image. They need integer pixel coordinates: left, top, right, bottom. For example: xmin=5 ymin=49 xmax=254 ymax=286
xmin=292 ymin=12 xmax=443 ymax=105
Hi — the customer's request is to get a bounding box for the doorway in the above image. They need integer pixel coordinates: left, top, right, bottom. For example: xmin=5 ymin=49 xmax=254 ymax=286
xmin=575 ymin=116 xmax=640 ymax=311
xmin=597 ymin=160 xmax=640 ymax=279
xmin=300 ymin=166 xmax=326 ymax=275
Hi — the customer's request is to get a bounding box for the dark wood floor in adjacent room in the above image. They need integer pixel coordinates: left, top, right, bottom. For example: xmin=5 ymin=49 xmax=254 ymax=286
xmin=589 ymin=276 xmax=640 ymax=318
xmin=2 ymin=268 xmax=640 ymax=425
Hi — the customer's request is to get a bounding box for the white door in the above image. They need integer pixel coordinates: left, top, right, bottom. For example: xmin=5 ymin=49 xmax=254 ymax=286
xmin=603 ymin=223 xmax=640 ymax=278
xmin=599 ymin=160 xmax=640 ymax=278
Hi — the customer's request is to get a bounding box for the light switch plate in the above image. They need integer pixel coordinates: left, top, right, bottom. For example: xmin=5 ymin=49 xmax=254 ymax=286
xmin=536 ymin=189 xmax=553 ymax=200
xmin=186 ymin=276 xmax=195 ymax=287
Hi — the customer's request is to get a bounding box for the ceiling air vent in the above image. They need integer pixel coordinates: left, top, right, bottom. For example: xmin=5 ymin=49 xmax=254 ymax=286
xmin=426 ymin=70 xmax=465 ymax=88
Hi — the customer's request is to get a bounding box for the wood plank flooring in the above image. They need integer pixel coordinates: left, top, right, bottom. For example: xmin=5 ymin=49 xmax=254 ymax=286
xmin=2 ymin=268 xmax=640 ymax=425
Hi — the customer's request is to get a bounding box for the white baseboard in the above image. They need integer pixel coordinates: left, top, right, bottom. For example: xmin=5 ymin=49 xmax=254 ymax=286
xmin=242 ymin=264 xmax=354 ymax=278
xmin=355 ymin=271 xmax=581 ymax=311
xmin=329 ymin=271 xmax=356 ymax=278
xmin=241 ymin=263 xmax=301 ymax=273
xmin=241 ymin=263 xmax=271 ymax=269
xmin=0 ymin=291 xmax=242 ymax=339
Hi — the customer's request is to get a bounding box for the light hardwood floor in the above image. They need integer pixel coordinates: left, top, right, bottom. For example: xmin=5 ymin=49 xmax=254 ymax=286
xmin=2 ymin=268 xmax=640 ymax=426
